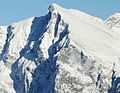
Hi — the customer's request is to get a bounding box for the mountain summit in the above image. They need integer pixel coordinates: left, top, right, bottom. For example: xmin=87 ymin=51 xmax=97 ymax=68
xmin=0 ymin=4 xmax=120 ymax=93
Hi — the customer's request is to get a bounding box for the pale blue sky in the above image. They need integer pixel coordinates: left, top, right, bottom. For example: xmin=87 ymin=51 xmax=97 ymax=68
xmin=0 ymin=0 xmax=120 ymax=25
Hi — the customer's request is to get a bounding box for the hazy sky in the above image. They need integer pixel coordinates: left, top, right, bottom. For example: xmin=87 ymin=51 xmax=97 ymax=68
xmin=0 ymin=0 xmax=120 ymax=25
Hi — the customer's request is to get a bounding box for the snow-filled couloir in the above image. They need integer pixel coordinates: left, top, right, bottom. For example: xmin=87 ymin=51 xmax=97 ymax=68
xmin=0 ymin=3 xmax=120 ymax=93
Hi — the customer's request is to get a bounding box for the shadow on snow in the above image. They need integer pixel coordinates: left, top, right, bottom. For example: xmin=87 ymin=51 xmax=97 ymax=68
xmin=10 ymin=11 xmax=69 ymax=93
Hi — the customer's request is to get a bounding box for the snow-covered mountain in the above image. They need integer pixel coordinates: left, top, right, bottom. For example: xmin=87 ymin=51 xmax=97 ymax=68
xmin=0 ymin=3 xmax=120 ymax=93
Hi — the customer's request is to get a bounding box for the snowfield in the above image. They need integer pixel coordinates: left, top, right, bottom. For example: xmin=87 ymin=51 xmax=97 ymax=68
xmin=0 ymin=3 xmax=120 ymax=93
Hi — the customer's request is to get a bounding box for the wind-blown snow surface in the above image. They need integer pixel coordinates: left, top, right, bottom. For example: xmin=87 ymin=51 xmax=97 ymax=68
xmin=0 ymin=3 xmax=120 ymax=93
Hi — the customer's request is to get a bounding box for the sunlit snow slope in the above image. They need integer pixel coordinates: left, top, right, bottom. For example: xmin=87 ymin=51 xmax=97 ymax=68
xmin=0 ymin=3 xmax=120 ymax=93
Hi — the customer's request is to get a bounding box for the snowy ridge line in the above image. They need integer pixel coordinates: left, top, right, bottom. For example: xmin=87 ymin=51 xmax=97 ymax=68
xmin=0 ymin=3 xmax=120 ymax=93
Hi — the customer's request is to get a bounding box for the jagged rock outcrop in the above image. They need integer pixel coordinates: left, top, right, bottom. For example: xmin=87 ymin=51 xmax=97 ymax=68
xmin=105 ymin=13 xmax=120 ymax=29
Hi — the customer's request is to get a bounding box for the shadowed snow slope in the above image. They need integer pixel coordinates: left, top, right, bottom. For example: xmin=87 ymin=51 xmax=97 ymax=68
xmin=0 ymin=3 xmax=120 ymax=93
